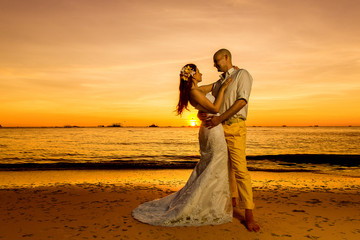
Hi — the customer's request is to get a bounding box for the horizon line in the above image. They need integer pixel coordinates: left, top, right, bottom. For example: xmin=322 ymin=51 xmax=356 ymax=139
xmin=0 ymin=125 xmax=359 ymax=128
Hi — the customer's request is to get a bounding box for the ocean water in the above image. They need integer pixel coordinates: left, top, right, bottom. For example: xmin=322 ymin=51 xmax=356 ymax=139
xmin=0 ymin=127 xmax=359 ymax=177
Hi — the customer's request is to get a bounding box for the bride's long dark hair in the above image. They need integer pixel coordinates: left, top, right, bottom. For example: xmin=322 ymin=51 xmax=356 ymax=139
xmin=176 ymin=64 xmax=197 ymax=115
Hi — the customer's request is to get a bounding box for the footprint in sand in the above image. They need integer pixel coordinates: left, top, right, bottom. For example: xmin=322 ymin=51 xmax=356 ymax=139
xmin=292 ymin=209 xmax=306 ymax=213
xmin=306 ymin=199 xmax=322 ymax=204
xmin=22 ymin=234 xmax=34 ymax=237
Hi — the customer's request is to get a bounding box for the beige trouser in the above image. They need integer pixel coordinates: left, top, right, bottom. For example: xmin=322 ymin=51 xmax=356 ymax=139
xmin=223 ymin=120 xmax=255 ymax=209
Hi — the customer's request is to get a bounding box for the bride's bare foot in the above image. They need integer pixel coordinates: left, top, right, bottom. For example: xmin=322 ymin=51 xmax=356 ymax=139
xmin=245 ymin=209 xmax=260 ymax=232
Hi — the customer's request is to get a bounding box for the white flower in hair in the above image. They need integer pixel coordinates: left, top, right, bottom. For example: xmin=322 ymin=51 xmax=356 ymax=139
xmin=180 ymin=65 xmax=196 ymax=81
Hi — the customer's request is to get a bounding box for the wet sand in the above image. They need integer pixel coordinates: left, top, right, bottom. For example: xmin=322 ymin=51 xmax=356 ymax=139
xmin=0 ymin=170 xmax=359 ymax=240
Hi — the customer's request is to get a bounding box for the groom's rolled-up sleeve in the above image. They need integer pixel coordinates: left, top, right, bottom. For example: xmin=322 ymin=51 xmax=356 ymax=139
xmin=236 ymin=69 xmax=252 ymax=103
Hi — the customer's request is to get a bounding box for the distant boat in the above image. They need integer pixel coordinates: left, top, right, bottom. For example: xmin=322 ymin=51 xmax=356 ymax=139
xmin=107 ymin=123 xmax=122 ymax=127
xmin=149 ymin=124 xmax=159 ymax=127
xmin=282 ymin=125 xmax=287 ymax=127
xmin=314 ymin=125 xmax=319 ymax=127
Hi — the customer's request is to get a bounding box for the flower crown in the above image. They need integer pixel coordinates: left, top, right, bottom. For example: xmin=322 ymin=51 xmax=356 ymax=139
xmin=180 ymin=65 xmax=196 ymax=82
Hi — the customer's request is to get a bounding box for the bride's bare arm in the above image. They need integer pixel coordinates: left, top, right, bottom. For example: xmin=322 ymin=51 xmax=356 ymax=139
xmin=190 ymin=77 xmax=232 ymax=114
xmin=198 ymin=67 xmax=238 ymax=94
xmin=198 ymin=83 xmax=214 ymax=94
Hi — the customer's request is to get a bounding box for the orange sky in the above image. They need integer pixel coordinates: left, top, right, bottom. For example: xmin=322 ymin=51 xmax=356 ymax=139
xmin=1 ymin=0 xmax=359 ymax=127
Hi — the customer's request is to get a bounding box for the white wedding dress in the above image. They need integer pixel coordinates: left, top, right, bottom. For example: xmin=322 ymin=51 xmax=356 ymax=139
xmin=132 ymin=93 xmax=232 ymax=226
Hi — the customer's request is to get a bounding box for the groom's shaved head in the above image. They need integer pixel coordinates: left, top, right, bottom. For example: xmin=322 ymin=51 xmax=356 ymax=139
xmin=214 ymin=49 xmax=232 ymax=60
xmin=213 ymin=48 xmax=233 ymax=72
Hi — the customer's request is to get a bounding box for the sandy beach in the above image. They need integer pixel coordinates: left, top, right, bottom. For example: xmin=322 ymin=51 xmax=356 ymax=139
xmin=0 ymin=170 xmax=359 ymax=240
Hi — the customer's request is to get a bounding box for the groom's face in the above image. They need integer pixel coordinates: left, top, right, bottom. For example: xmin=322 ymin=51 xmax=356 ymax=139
xmin=213 ymin=54 xmax=227 ymax=72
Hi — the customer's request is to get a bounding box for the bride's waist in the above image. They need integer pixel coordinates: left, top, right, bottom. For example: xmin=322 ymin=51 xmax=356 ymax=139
xmin=206 ymin=113 xmax=220 ymax=117
xmin=200 ymin=113 xmax=220 ymax=126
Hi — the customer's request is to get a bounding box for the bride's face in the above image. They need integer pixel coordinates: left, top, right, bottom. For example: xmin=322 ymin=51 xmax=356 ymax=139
xmin=193 ymin=68 xmax=202 ymax=83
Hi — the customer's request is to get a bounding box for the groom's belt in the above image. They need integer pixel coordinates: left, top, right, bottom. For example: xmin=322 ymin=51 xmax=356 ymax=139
xmin=222 ymin=117 xmax=245 ymax=126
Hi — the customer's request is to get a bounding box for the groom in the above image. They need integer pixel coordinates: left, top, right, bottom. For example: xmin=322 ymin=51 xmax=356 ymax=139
xmin=199 ymin=49 xmax=260 ymax=232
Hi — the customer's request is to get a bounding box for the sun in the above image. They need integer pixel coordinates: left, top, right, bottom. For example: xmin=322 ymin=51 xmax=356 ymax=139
xmin=189 ymin=116 xmax=199 ymax=127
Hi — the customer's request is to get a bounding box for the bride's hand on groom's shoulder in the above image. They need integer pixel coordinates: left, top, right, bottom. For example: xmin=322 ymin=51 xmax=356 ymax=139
xmin=221 ymin=77 xmax=233 ymax=89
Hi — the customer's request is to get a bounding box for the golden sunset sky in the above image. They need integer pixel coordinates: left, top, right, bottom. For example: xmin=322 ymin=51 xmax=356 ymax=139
xmin=1 ymin=0 xmax=359 ymax=127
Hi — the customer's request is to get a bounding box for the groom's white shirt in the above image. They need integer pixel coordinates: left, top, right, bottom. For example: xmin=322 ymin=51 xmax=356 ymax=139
xmin=212 ymin=67 xmax=253 ymax=120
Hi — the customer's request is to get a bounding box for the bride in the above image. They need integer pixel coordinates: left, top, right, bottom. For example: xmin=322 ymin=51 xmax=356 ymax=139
xmin=132 ymin=64 xmax=233 ymax=226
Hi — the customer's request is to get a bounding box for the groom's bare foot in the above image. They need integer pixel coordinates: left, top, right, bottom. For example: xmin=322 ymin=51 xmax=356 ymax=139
xmin=232 ymin=197 xmax=237 ymax=207
xmin=245 ymin=209 xmax=260 ymax=232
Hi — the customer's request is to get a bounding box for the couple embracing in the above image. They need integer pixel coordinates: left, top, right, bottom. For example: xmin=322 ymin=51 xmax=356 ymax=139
xmin=132 ymin=49 xmax=260 ymax=232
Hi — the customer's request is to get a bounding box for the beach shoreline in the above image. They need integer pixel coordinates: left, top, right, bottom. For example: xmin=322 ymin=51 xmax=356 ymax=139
xmin=0 ymin=170 xmax=359 ymax=240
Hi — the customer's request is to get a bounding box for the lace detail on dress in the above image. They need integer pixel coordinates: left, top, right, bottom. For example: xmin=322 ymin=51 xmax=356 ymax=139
xmin=132 ymin=93 xmax=232 ymax=226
